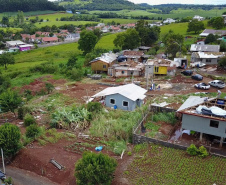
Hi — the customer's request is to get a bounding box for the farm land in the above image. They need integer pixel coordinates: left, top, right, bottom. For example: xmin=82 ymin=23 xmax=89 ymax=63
xmin=1 ymin=6 xmax=226 ymax=185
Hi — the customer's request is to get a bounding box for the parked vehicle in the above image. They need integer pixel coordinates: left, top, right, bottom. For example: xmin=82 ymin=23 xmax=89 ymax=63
xmin=191 ymin=74 xmax=203 ymax=81
xmin=181 ymin=70 xmax=193 ymax=76
xmin=194 ymin=83 xmax=210 ymax=90
xmin=209 ymin=80 xmax=225 ymax=89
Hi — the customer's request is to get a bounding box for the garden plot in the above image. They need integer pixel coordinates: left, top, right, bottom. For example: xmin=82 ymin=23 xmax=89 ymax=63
xmin=123 ymin=143 xmax=226 ymax=185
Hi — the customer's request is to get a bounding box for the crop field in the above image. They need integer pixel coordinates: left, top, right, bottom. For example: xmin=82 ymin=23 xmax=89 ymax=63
xmin=124 ymin=143 xmax=226 ymax=185
xmin=34 ymin=20 xmax=99 ymax=27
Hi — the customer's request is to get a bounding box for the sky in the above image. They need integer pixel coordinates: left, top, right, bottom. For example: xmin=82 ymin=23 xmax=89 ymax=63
xmin=48 ymin=0 xmax=226 ymax=5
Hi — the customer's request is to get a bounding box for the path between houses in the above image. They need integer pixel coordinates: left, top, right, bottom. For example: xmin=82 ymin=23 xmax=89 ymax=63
xmin=4 ymin=166 xmax=57 ymax=185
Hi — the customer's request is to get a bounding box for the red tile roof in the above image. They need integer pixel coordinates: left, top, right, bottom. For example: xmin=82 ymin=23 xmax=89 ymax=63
xmin=42 ymin=37 xmax=58 ymax=42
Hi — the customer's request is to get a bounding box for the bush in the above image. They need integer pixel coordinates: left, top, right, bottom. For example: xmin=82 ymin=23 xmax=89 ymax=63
xmin=87 ymin=102 xmax=102 ymax=113
xmin=198 ymin=146 xmax=209 ymax=158
xmin=24 ymin=113 xmax=36 ymax=127
xmin=0 ymin=123 xmax=21 ymax=157
xmin=153 ymin=112 xmax=177 ymax=125
xmin=75 ymin=152 xmax=117 ymax=185
xmin=186 ymin=144 xmax=198 ymax=156
xmin=26 ymin=124 xmax=41 ymax=139
xmin=18 ymin=106 xmax=32 ymax=120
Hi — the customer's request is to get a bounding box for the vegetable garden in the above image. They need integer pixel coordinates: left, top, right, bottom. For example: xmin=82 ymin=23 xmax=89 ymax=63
xmin=124 ymin=143 xmax=226 ymax=185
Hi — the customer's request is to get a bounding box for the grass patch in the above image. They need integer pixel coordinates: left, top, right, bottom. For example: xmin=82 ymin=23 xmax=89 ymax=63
xmin=153 ymin=112 xmax=177 ymax=126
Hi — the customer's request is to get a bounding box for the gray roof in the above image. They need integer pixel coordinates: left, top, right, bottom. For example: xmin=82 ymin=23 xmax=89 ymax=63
xmin=190 ymin=44 xmax=220 ymax=52
xmin=200 ymin=29 xmax=226 ymax=37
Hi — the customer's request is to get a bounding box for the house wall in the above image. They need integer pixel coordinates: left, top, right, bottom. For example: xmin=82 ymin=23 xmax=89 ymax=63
xmin=105 ymin=94 xmax=143 ymax=111
xmin=145 ymin=65 xmax=154 ymax=78
xmin=181 ymin=114 xmax=226 ymax=138
xmin=115 ymin=70 xmax=140 ymax=77
xmin=201 ymin=58 xmax=218 ymax=65
xmin=91 ymin=60 xmax=110 ymax=72
xmin=154 ymin=66 xmax=167 ymax=75
xmin=19 ymin=47 xmax=31 ymax=51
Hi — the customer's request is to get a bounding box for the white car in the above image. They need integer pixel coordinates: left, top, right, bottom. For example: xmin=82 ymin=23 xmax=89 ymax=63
xmin=194 ymin=83 xmax=210 ymax=90
xmin=209 ymin=80 xmax=225 ymax=89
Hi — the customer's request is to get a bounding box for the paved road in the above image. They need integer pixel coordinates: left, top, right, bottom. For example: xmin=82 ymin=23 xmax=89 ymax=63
xmin=37 ymin=38 xmax=79 ymax=48
xmin=4 ymin=166 xmax=57 ymax=185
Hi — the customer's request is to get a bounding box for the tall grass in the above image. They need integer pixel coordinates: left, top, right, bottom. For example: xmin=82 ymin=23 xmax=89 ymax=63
xmin=153 ymin=112 xmax=177 ymax=125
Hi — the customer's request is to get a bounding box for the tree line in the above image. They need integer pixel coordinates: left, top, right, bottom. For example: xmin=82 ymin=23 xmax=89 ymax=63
xmin=0 ymin=0 xmax=64 ymax=13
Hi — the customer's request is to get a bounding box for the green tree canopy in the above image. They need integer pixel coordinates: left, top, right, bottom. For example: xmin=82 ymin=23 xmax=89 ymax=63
xmin=187 ymin=19 xmax=205 ymax=34
xmin=0 ymin=53 xmax=15 ymax=70
xmin=78 ymin=30 xmax=97 ymax=55
xmin=1 ymin=16 xmax=9 ymax=26
xmin=114 ymin=28 xmax=140 ymax=50
xmin=208 ymin=17 xmax=225 ymax=29
xmin=218 ymin=56 xmax=226 ymax=68
xmin=162 ymin=31 xmax=184 ymax=58
xmin=205 ymin=33 xmax=217 ymax=44
xmin=0 ymin=123 xmax=21 ymax=157
xmin=0 ymin=89 xmax=22 ymax=115
xmin=75 ymin=152 xmax=117 ymax=185
xmin=135 ymin=19 xmax=160 ymax=46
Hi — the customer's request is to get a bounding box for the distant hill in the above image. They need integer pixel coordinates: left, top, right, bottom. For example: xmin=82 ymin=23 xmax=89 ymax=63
xmin=0 ymin=0 xmax=64 ymax=13
xmin=59 ymin=0 xmax=143 ymax=11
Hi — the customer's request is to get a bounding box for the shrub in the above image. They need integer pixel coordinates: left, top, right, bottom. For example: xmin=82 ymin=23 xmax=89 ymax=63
xmin=75 ymin=152 xmax=117 ymax=185
xmin=18 ymin=106 xmax=31 ymax=120
xmin=153 ymin=112 xmax=177 ymax=125
xmin=113 ymin=140 xmax=127 ymax=155
xmin=45 ymin=82 xmax=54 ymax=94
xmin=87 ymin=102 xmax=102 ymax=113
xmin=186 ymin=144 xmax=198 ymax=156
xmin=26 ymin=124 xmax=41 ymax=139
xmin=198 ymin=146 xmax=209 ymax=158
xmin=0 ymin=123 xmax=21 ymax=157
xmin=127 ymin=151 xmax=132 ymax=156
xmin=24 ymin=113 xmax=36 ymax=127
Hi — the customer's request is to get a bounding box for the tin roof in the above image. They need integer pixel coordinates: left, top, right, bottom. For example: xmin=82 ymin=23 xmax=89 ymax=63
xmin=190 ymin=44 xmax=220 ymax=52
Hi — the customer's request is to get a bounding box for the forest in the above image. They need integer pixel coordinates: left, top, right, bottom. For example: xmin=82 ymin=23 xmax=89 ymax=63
xmin=0 ymin=0 xmax=64 ymax=12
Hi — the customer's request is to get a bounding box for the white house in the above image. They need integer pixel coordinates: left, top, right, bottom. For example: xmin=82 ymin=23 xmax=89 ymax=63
xmin=92 ymin=83 xmax=147 ymax=111
xmin=191 ymin=52 xmax=225 ymax=65
xmin=5 ymin=40 xmax=25 ymax=48
xmin=190 ymin=44 xmax=220 ymax=52
xmin=193 ymin=15 xmax=205 ymax=21
xmin=163 ymin=18 xmax=176 ymax=24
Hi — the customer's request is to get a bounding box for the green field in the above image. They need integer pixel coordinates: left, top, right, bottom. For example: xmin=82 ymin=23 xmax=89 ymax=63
xmin=34 ymin=20 xmax=99 ymax=28
xmin=90 ymin=8 xmax=226 ymax=19
xmin=95 ymin=33 xmax=119 ymax=50
xmin=29 ymin=13 xmax=72 ymax=22
xmin=101 ymin=18 xmax=139 ymax=24
xmin=124 ymin=143 xmax=226 ymax=185
xmin=0 ymin=27 xmax=23 ymax=33
xmin=0 ymin=11 xmax=58 ymax=19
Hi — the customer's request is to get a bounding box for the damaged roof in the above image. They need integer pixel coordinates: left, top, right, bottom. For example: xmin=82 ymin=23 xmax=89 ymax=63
xmin=190 ymin=44 xmax=220 ymax=52
xmin=90 ymin=53 xmax=118 ymax=64
xmin=193 ymin=52 xmax=225 ymax=59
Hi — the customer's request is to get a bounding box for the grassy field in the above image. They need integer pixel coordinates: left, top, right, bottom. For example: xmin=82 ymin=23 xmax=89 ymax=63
xmin=29 ymin=13 xmax=73 ymax=22
xmin=101 ymin=18 xmax=139 ymax=24
xmin=95 ymin=33 xmax=119 ymax=50
xmin=124 ymin=143 xmax=226 ymax=185
xmin=0 ymin=27 xmax=23 ymax=33
xmin=34 ymin=20 xmax=99 ymax=28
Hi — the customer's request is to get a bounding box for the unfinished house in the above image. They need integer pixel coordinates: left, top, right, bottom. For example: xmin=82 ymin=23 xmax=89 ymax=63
xmin=90 ymin=52 xmax=118 ymax=73
xmin=145 ymin=58 xmax=177 ymax=78
xmin=178 ymin=98 xmax=226 ymax=147
xmin=191 ymin=52 xmax=226 ymax=65
xmin=108 ymin=61 xmax=144 ymax=77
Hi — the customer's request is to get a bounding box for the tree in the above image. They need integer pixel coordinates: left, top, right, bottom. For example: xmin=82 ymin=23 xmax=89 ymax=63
xmin=1 ymin=16 xmax=9 ymax=27
xmin=16 ymin=11 xmax=24 ymax=25
xmin=114 ymin=28 xmax=140 ymax=50
xmin=218 ymin=56 xmax=226 ymax=68
xmin=187 ymin=19 xmax=205 ymax=34
xmin=93 ymin=28 xmax=102 ymax=40
xmin=220 ymin=41 xmax=226 ymax=52
xmin=135 ymin=20 xmax=160 ymax=46
xmin=0 ymin=89 xmax=22 ymax=116
xmin=0 ymin=123 xmax=21 ymax=157
xmin=208 ymin=17 xmax=224 ymax=29
xmin=75 ymin=152 xmax=117 ymax=185
xmin=162 ymin=31 xmax=184 ymax=58
xmin=0 ymin=53 xmax=15 ymax=70
xmin=78 ymin=30 xmax=97 ymax=54
xmin=205 ymin=33 xmax=216 ymax=44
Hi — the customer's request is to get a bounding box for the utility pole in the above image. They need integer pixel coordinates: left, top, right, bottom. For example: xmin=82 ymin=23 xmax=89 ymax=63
xmin=1 ymin=148 xmax=5 ymax=174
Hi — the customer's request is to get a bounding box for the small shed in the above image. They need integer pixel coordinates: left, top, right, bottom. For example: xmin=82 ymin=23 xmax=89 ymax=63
xmin=92 ymin=84 xmax=147 ymax=111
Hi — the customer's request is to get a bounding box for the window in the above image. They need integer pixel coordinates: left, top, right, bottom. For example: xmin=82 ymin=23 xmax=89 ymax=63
xmin=206 ymin=59 xmax=211 ymax=63
xmin=121 ymin=71 xmax=124 ymax=74
xmin=123 ymin=101 xmax=128 ymax=107
xmin=103 ymin=65 xmax=106 ymax=69
xmin=210 ymin=120 xmax=219 ymax=128
xmin=110 ymin=99 xmax=115 ymax=104
xmin=155 ymin=67 xmax=159 ymax=73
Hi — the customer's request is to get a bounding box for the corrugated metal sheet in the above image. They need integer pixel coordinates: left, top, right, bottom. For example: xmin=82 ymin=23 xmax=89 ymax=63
xmin=93 ymin=83 xmax=147 ymax=101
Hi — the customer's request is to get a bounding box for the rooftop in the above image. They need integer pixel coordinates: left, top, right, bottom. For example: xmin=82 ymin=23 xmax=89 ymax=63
xmin=90 ymin=53 xmax=118 ymax=64
xmin=200 ymin=29 xmax=226 ymax=37
xmin=178 ymin=98 xmax=226 ymax=121
xmin=190 ymin=44 xmax=220 ymax=52
xmin=193 ymin=52 xmax=225 ymax=59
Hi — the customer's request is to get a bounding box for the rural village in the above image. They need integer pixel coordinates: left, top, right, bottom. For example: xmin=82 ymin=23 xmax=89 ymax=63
xmin=0 ymin=0 xmax=226 ymax=185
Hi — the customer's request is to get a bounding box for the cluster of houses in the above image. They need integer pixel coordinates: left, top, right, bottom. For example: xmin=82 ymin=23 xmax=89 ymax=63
xmin=189 ymin=28 xmax=226 ymax=66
